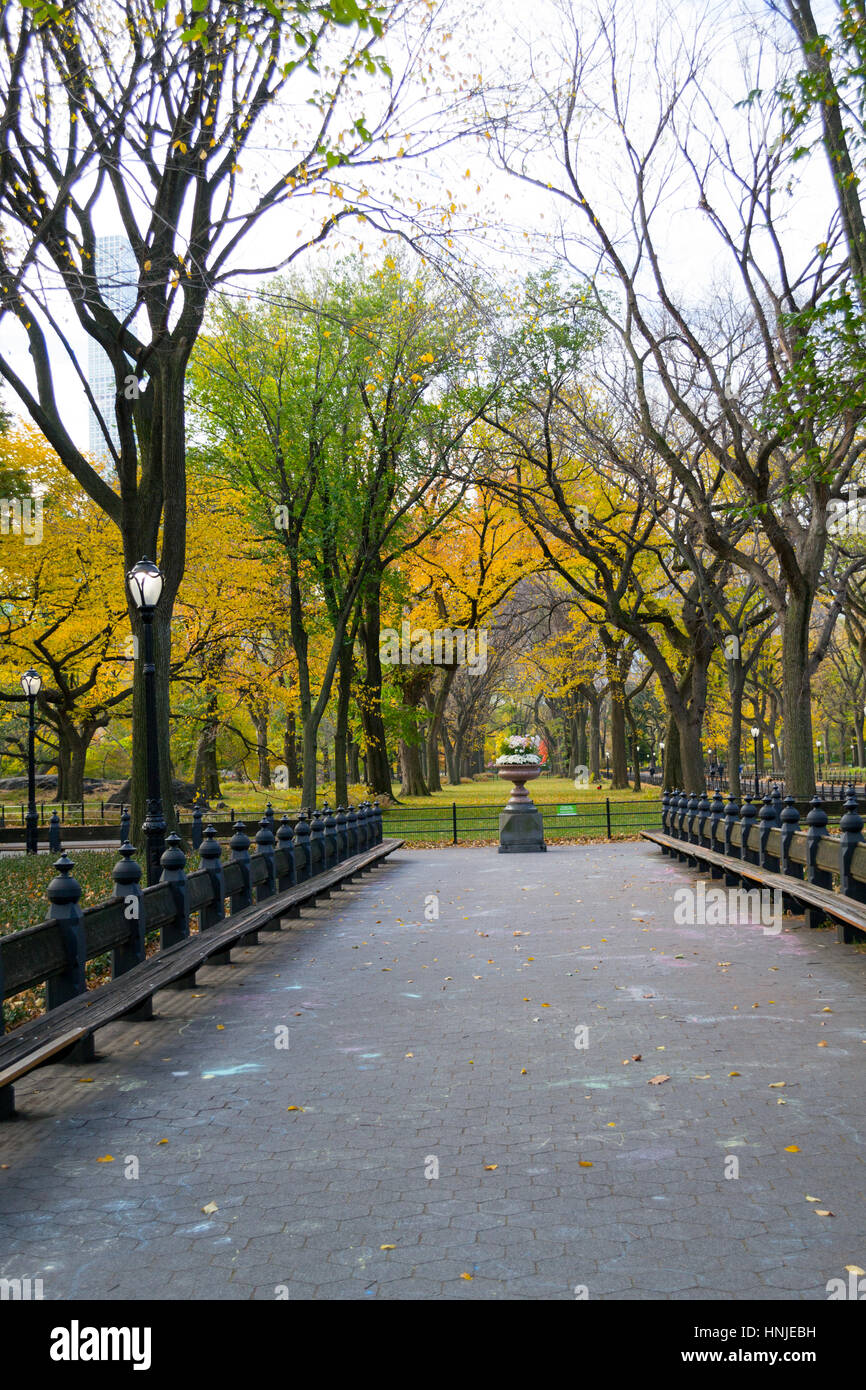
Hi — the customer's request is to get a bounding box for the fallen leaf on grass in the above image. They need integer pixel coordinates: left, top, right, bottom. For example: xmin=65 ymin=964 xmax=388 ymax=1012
xmin=648 ymin=1074 xmax=670 ymax=1085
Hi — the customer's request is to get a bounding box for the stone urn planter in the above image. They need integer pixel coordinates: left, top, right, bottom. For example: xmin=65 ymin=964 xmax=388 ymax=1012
xmin=497 ymin=762 xmax=542 ymax=806
xmin=496 ymin=762 xmax=546 ymax=853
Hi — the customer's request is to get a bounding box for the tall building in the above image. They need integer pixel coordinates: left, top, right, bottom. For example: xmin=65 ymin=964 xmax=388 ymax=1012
xmin=87 ymin=235 xmax=138 ymax=460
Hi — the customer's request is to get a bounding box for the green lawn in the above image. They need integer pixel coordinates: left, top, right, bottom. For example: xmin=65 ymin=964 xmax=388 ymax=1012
xmin=392 ymin=776 xmax=661 ymax=808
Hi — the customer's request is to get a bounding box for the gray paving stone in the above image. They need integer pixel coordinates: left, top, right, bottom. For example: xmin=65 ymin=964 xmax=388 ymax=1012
xmin=2 ymin=842 xmax=866 ymax=1301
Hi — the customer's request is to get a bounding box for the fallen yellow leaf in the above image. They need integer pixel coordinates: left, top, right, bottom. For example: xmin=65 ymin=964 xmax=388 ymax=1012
xmin=784 ymin=1145 xmax=800 ymax=1153
xmin=845 ymin=1265 xmax=866 ymax=1275
xmin=96 ymin=1155 xmax=114 ymax=1163
xmin=805 ymin=1195 xmax=821 ymax=1202
xmin=78 ymin=1078 xmax=94 ymax=1084
xmin=484 ymin=1164 xmax=498 ymax=1171
xmin=380 ymin=1244 xmax=396 ymax=1251
xmin=818 ymin=1041 xmax=828 ymax=1047
xmin=769 ymin=1082 xmax=786 ymax=1088
xmin=202 ymin=1201 xmax=218 ymax=1214
xmin=217 ymin=1024 xmax=225 ymax=1030
xmin=729 ymin=1071 xmax=741 ymax=1077
xmin=286 ymin=1105 xmax=304 ymax=1112
xmin=578 ymin=1161 xmax=593 ymax=1168
xmin=816 ymin=1210 xmax=835 ymax=1217
xmin=460 ymin=1272 xmax=473 ymax=1280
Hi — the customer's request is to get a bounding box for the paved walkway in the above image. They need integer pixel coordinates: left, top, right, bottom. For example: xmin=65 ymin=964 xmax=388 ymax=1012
xmin=1 ymin=842 xmax=865 ymax=1300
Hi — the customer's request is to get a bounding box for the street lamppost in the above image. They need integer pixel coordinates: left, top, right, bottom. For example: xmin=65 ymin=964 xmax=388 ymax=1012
xmin=20 ymin=668 xmax=42 ymax=854
xmin=816 ymin=737 xmax=823 ymax=782
xmin=751 ymin=726 xmax=760 ymax=796
xmin=659 ymin=740 xmax=664 ymax=784
xmin=127 ymin=558 xmax=166 ymax=886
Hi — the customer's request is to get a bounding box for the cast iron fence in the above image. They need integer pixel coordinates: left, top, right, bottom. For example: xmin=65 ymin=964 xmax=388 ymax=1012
xmin=380 ymin=797 xmax=663 ymax=842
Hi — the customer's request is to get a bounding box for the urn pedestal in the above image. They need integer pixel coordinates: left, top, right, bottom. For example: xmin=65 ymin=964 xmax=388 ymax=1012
xmin=497 ymin=764 xmax=547 ymax=853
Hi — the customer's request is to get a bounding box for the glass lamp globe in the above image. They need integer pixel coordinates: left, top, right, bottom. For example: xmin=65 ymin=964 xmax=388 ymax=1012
xmin=20 ymin=668 xmax=42 ymax=698
xmin=127 ymin=558 xmax=164 ymax=611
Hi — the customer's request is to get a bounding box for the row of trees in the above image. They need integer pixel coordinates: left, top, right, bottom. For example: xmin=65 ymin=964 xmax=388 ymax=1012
xmin=1 ymin=0 xmax=865 ymax=806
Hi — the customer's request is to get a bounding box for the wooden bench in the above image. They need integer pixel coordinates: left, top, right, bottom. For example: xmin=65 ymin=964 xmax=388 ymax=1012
xmin=641 ymin=829 xmax=866 ymax=941
xmin=641 ymin=785 xmax=866 ymax=949
xmin=0 ymin=827 xmax=403 ymax=1117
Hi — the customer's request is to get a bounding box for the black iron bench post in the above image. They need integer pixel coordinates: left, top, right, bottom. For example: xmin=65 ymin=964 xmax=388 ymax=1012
xmin=805 ymin=795 xmax=833 ymax=929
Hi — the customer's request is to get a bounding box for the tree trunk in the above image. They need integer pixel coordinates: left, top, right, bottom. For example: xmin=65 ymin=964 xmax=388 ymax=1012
xmin=662 ymin=714 xmax=682 ymax=791
xmin=348 ymin=739 xmax=360 ymax=786
xmin=443 ymin=725 xmax=459 ymax=785
xmin=678 ymin=715 xmax=706 ymax=796
xmin=249 ymin=702 xmax=270 ymax=787
xmin=193 ymin=706 xmax=221 ymax=800
xmin=608 ymin=684 xmax=629 ymax=790
xmin=726 ymin=662 xmax=745 ymax=803
xmin=334 ymin=641 xmax=353 ymax=808
xmin=399 ymin=737 xmax=429 ymax=796
xmin=424 ymin=667 xmax=456 ymax=794
xmin=576 ymin=703 xmax=588 ymax=768
xmin=283 ymin=711 xmax=300 ymax=788
xmin=357 ymin=574 xmax=392 ymax=796
xmin=54 ymin=726 xmax=71 ymax=803
xmin=782 ymin=595 xmax=816 ymax=798
xmin=588 ymin=695 xmax=601 ymax=779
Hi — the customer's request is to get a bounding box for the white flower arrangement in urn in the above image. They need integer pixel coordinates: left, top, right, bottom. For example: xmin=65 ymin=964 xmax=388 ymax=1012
xmin=495 ymin=733 xmax=545 ymax=767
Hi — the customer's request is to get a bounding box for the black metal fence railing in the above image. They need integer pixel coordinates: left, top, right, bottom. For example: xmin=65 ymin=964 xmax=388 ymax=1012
xmin=380 ymin=798 xmax=663 ymax=842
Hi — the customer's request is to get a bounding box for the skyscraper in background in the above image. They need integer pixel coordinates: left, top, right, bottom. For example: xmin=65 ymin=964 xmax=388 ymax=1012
xmin=87 ymin=235 xmax=138 ymax=461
